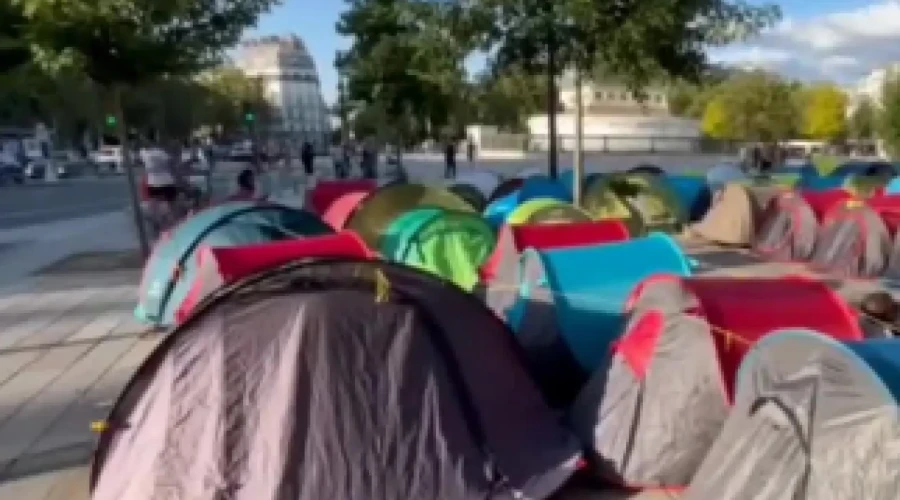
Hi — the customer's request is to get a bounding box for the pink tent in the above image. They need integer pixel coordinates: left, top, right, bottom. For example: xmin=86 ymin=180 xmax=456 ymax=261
xmin=323 ymin=191 xmax=371 ymax=230
xmin=308 ymin=180 xmax=377 ymax=215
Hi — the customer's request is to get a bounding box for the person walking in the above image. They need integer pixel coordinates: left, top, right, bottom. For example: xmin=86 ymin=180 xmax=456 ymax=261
xmin=361 ymin=137 xmax=377 ymax=179
xmin=444 ymin=140 xmax=457 ymax=178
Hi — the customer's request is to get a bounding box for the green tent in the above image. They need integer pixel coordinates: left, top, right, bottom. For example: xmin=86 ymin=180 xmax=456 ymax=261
xmin=345 ymin=183 xmax=474 ymax=248
xmin=506 ymin=198 xmax=592 ymax=225
xmin=380 ymin=207 xmax=496 ymax=291
xmin=845 ymin=173 xmax=889 ymax=198
xmin=582 ymin=176 xmax=644 ymax=236
xmin=606 ymin=173 xmax=686 ymax=233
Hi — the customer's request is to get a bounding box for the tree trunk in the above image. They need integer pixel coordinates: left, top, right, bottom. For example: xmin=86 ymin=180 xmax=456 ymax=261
xmin=573 ymin=66 xmax=585 ymax=207
xmin=546 ymin=33 xmax=559 ymax=179
xmin=112 ymin=85 xmax=151 ymax=258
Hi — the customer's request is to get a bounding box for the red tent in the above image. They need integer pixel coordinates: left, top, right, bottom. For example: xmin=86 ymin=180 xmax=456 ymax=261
xmin=511 ymin=220 xmax=629 ymax=251
xmin=802 ymin=189 xmax=853 ymax=220
xmin=754 ymin=189 xmax=853 ymax=261
xmin=570 ymin=275 xmax=864 ymax=489
xmin=307 ymin=180 xmax=377 ymax=215
xmin=810 ymin=199 xmax=893 ymax=277
xmin=322 ymin=191 xmax=371 ymax=230
xmin=176 ymin=232 xmax=372 ymax=324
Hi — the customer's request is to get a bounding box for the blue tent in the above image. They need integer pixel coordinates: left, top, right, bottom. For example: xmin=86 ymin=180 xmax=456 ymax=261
xmin=664 ymin=176 xmax=712 ymax=221
xmin=507 ymin=233 xmax=692 ymax=371
xmin=135 ymin=201 xmax=332 ymax=327
xmin=884 ymin=176 xmax=900 ymax=195
xmin=482 ymin=176 xmax=570 ymax=229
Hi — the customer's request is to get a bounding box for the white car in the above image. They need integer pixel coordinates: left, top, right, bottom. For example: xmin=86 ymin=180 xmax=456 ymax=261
xmin=92 ymin=146 xmax=124 ymax=174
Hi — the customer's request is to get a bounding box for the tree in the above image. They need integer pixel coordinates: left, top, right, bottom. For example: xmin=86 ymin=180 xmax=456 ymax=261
xmin=711 ymin=71 xmax=798 ymax=142
xmin=849 ymin=97 xmax=877 ymax=141
xmin=701 ymin=94 xmax=733 ymax=139
xmin=0 ymin=0 xmax=30 ymax=71
xmin=800 ymin=84 xmax=848 ymax=142
xmin=336 ymin=0 xmax=473 ymax=151
xmin=879 ymin=72 xmax=900 ymax=158
xmin=475 ymin=0 xmax=781 ymax=175
xmin=19 ymin=0 xmax=281 ymax=255
xmin=471 ymin=67 xmax=547 ymax=131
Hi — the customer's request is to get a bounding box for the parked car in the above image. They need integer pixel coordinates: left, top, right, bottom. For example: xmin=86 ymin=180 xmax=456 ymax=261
xmin=91 ymin=146 xmax=124 ymax=174
xmin=0 ymin=153 xmax=24 ymax=185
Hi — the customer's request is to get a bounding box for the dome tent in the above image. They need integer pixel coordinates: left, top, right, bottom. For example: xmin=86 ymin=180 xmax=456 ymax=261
xmin=687 ymin=331 xmax=900 ymax=500
xmin=605 ymin=173 xmax=686 ymax=233
xmin=480 ymin=221 xmax=630 ymax=319
xmin=705 ymin=163 xmax=747 ymax=192
xmin=488 ymin=178 xmax=524 ymax=203
xmin=753 ymin=189 xmax=851 ymax=261
xmin=92 ymin=259 xmax=582 ymax=500
xmin=569 ymin=276 xmax=864 ymax=490
xmin=483 ymin=177 xmax=570 ymax=229
xmin=452 ymin=170 xmax=501 ymax=199
xmin=307 ymin=180 xmax=377 ymax=215
xmin=322 ymin=191 xmax=371 ymax=230
xmin=345 ymin=183 xmax=473 ymax=248
xmin=810 ymin=198 xmax=892 ymax=277
xmin=581 ymin=176 xmax=644 ymax=236
xmin=507 ymin=234 xmax=692 ymax=377
xmin=691 ymin=184 xmax=767 ymax=247
xmin=175 ymin=232 xmax=372 ymax=325
xmin=663 ymin=175 xmax=712 ymax=221
xmin=135 ymin=201 xmax=333 ymax=328
xmin=381 ymin=207 xmax=496 ymax=291
xmin=448 ymin=182 xmax=488 ymax=211
xmin=505 ymin=198 xmax=592 ymax=226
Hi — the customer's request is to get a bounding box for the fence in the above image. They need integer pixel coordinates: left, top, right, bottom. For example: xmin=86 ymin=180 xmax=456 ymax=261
xmin=479 ymin=132 xmax=741 ymax=155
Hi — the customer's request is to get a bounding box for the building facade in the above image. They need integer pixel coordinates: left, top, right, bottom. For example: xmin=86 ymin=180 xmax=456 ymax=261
xmin=526 ymin=72 xmax=701 ymax=152
xmin=233 ymin=35 xmax=330 ymax=152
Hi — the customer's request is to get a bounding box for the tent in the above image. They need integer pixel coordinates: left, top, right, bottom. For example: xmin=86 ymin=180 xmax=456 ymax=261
xmin=322 ymin=191 xmax=371 ymax=230
xmin=488 ymin=178 xmax=524 ymax=203
xmin=506 ymin=234 xmax=692 ymax=377
xmin=706 ymin=163 xmax=747 ymax=192
xmin=844 ymin=172 xmax=889 ymax=198
xmin=663 ymin=175 xmax=712 ymax=221
xmin=570 ymin=277 xmax=864 ymax=489
xmin=686 ymin=330 xmax=900 ymax=500
xmin=692 ymin=184 xmax=767 ymax=247
xmin=626 ymin=164 xmax=665 ymax=176
xmin=344 ymin=183 xmax=474 ymax=248
xmin=606 ymin=174 xmax=686 ymax=233
xmin=581 ymin=176 xmax=645 ymax=236
xmin=505 ymin=198 xmax=592 ymax=226
xmin=452 ymin=170 xmax=501 ymax=199
xmin=381 ymin=207 xmax=496 ymax=291
xmin=307 ymin=180 xmax=377 ymax=215
xmin=483 ymin=179 xmax=571 ymax=229
xmin=810 ymin=198 xmax=892 ymax=277
xmin=92 ymin=259 xmax=583 ymax=500
xmin=480 ymin=221 xmax=629 ymax=320
xmin=175 ymin=232 xmax=372 ymax=325
xmin=448 ymin=182 xmax=488 ymax=211
xmin=134 ymin=201 xmax=333 ymax=328
xmin=885 ymin=176 xmax=900 ymax=195
xmin=753 ymin=189 xmax=850 ymax=261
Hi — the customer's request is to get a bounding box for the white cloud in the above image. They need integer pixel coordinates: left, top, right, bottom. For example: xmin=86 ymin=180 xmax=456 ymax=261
xmin=711 ymin=1 xmax=900 ymax=84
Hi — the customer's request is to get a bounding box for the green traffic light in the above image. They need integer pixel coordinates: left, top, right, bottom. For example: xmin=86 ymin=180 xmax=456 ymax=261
xmin=245 ymin=113 xmax=255 ymax=122
xmin=106 ymin=115 xmax=117 ymax=127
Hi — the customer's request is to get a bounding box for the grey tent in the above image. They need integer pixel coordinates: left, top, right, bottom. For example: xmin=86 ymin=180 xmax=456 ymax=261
xmin=753 ymin=189 xmax=818 ymax=260
xmin=568 ymin=276 xmax=866 ymax=489
xmin=90 ymin=259 xmax=581 ymax=500
xmin=686 ymin=330 xmax=900 ymax=500
xmin=480 ymin=225 xmax=521 ymax=319
xmin=810 ymin=201 xmax=892 ymax=277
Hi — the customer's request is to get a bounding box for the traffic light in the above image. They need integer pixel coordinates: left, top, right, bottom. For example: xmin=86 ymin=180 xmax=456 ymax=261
xmin=244 ymin=112 xmax=255 ymax=123
xmin=105 ymin=115 xmax=117 ymax=127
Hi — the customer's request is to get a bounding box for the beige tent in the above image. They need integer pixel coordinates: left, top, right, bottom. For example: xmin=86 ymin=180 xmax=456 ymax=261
xmin=689 ymin=184 xmax=780 ymax=246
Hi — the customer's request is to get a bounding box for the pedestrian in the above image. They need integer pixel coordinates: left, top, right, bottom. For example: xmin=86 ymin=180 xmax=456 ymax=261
xmin=361 ymin=137 xmax=377 ymax=179
xmin=467 ymin=138 xmax=475 ymax=162
xmin=301 ymin=141 xmax=315 ymax=177
xmin=444 ymin=140 xmax=457 ymax=178
xmin=227 ymin=168 xmax=259 ymax=201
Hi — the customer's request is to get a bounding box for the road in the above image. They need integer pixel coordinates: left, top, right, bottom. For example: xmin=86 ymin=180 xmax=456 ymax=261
xmin=0 ymin=153 xmax=733 ymax=230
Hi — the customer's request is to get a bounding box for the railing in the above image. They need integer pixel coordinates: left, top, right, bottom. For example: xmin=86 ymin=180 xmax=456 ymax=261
xmin=479 ymin=133 xmax=741 ymax=155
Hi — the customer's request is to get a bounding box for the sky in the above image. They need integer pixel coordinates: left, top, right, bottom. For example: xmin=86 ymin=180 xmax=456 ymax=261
xmin=253 ymin=0 xmax=899 ymax=104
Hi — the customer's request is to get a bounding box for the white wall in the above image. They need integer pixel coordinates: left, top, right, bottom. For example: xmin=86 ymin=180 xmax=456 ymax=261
xmin=527 ymin=113 xmax=701 ymax=152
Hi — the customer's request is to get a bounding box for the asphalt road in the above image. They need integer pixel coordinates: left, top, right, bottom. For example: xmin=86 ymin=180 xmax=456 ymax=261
xmin=0 ymin=153 xmax=732 ymax=230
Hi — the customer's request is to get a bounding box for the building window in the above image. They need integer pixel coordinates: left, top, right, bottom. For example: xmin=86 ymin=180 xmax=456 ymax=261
xmin=620 ymin=92 xmax=628 ymax=101
xmin=594 ymin=91 xmax=604 ymax=100
xmin=654 ymin=94 xmax=663 ymax=104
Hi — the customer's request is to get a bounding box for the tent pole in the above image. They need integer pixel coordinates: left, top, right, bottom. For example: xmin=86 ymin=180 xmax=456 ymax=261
xmin=573 ymin=66 xmax=584 ymax=207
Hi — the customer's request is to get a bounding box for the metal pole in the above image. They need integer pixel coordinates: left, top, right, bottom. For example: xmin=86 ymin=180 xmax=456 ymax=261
xmin=573 ymin=66 xmax=584 ymax=207
xmin=545 ymin=5 xmax=559 ymax=178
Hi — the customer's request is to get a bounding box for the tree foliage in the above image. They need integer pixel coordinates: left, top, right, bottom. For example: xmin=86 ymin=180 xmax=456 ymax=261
xmin=336 ymin=0 xmax=473 ymax=144
xmin=879 ymin=72 xmax=900 ymax=158
xmin=849 ymin=97 xmax=877 ymax=141
xmin=703 ymin=71 xmax=798 ymax=142
xmin=470 ymin=68 xmax=547 ymax=132
xmin=701 ymin=94 xmax=732 ymax=139
xmin=799 ymin=84 xmax=848 ymax=142
xmin=0 ymin=0 xmax=31 ymax=71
